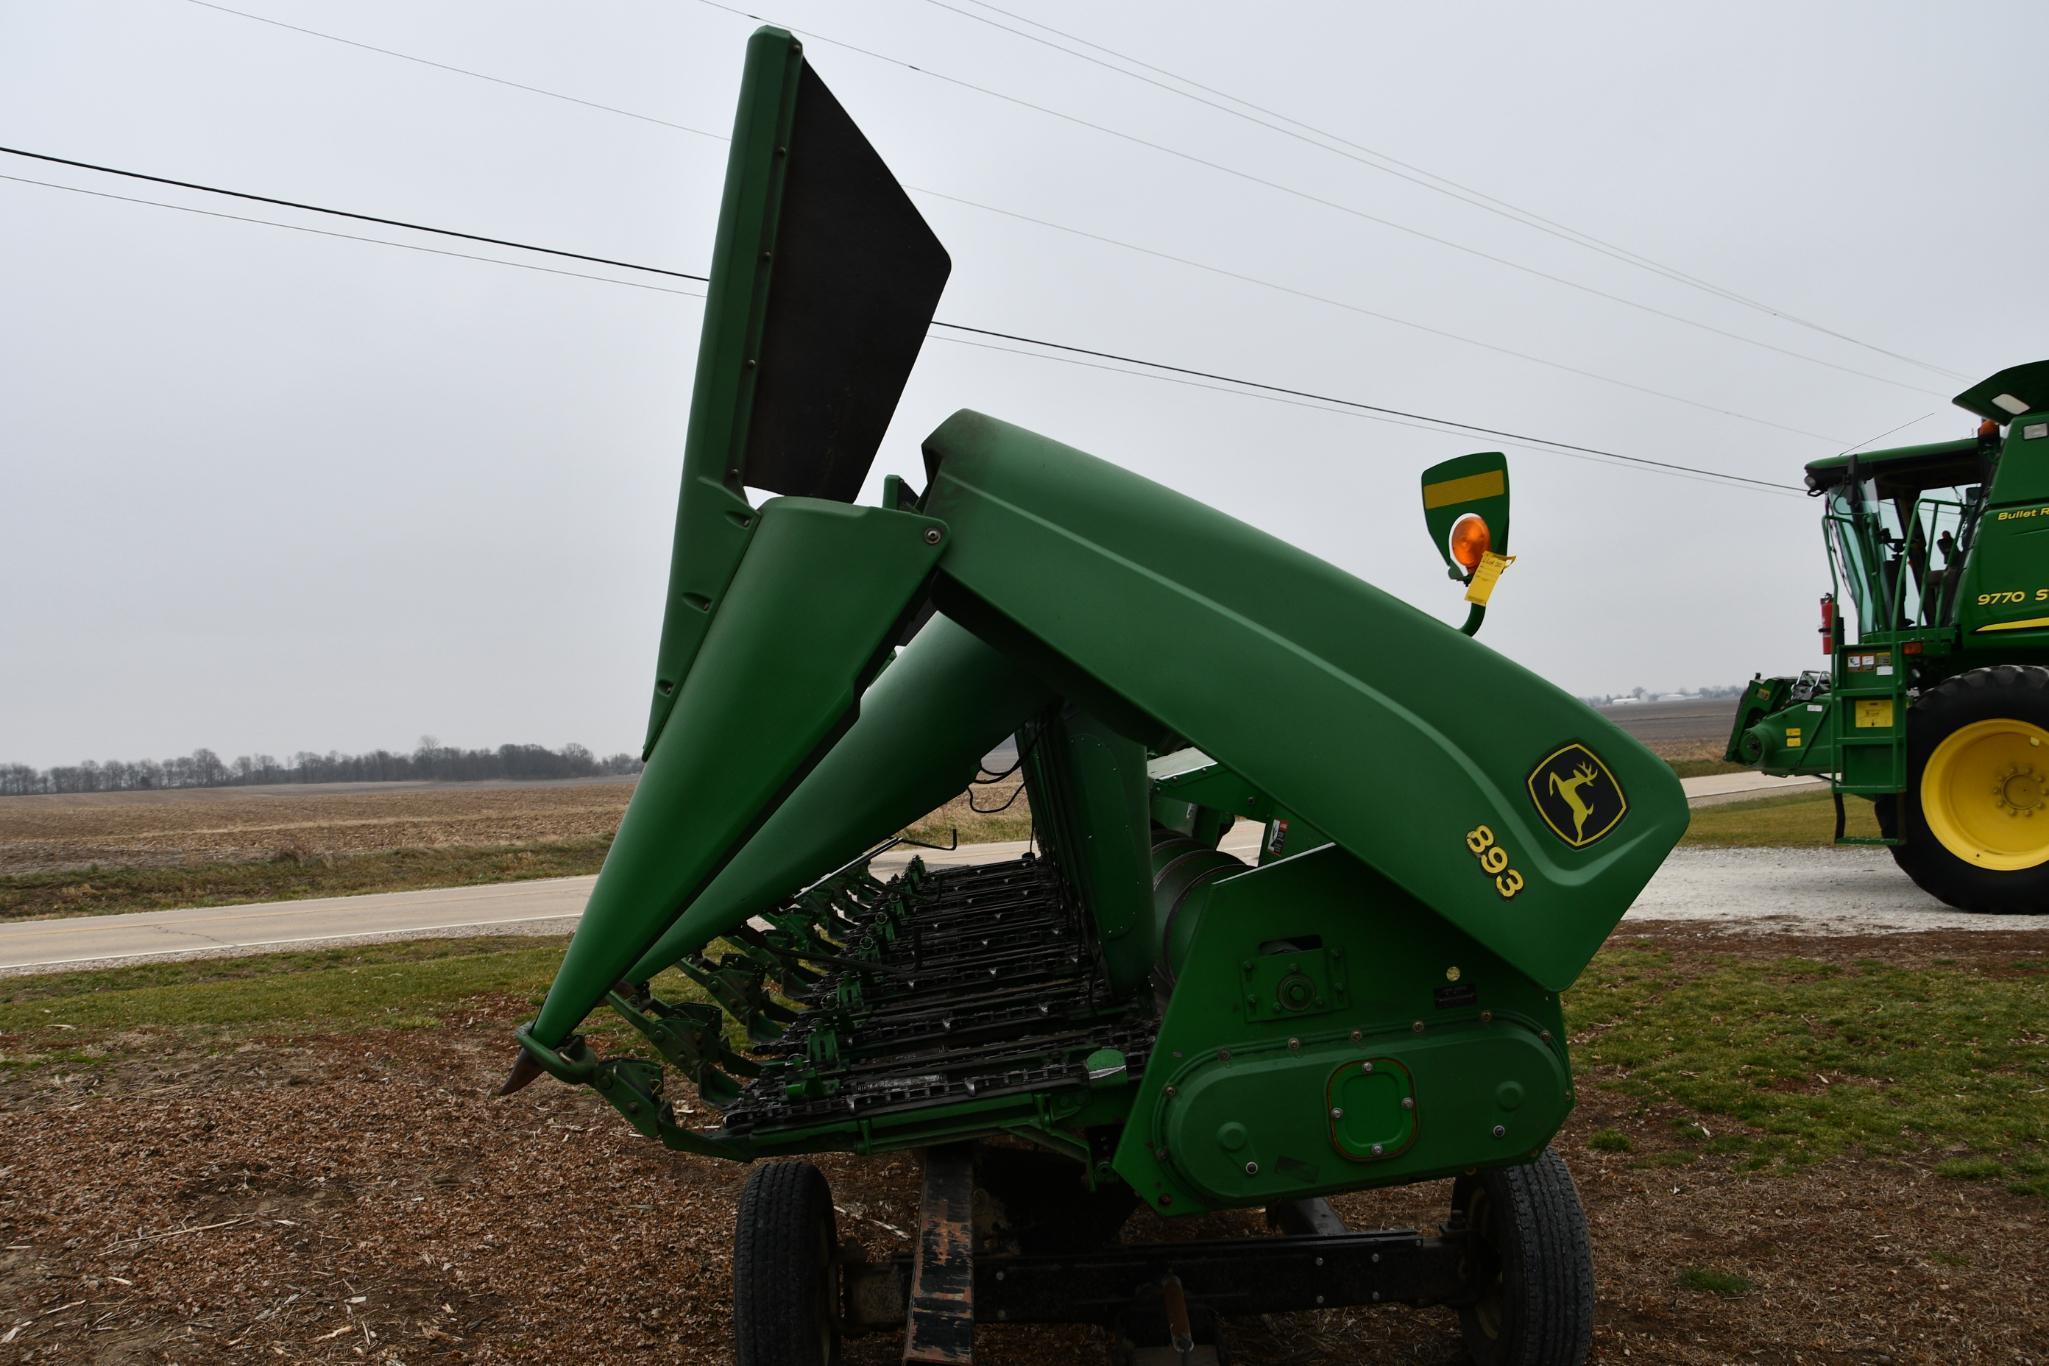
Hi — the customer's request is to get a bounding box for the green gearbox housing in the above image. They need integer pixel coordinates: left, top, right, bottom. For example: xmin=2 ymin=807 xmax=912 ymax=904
xmin=504 ymin=26 xmax=1689 ymax=1356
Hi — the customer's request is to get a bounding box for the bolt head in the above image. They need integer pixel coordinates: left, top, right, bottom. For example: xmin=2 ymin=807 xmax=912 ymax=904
xmin=923 ymin=528 xmax=943 ymax=545
xmin=1330 ymin=1107 xmax=1344 ymax=1120
xmin=1370 ymin=1143 xmax=1384 ymax=1156
xmin=1492 ymin=1124 xmax=1507 ymax=1139
xmin=1244 ymin=1161 xmax=1259 ymax=1176
xmin=1362 ymin=1061 xmax=1374 ymax=1074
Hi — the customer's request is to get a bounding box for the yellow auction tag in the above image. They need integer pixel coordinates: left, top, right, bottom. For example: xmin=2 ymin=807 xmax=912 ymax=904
xmin=1464 ymin=551 xmax=1517 ymax=606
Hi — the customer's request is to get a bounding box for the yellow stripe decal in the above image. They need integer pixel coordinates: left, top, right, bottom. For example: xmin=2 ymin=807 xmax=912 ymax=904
xmin=1422 ymin=469 xmax=1507 ymax=509
xmin=1976 ymin=615 xmax=2049 ymax=633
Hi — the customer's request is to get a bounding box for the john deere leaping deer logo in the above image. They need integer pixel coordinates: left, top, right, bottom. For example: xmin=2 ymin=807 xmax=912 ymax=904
xmin=1550 ymin=762 xmax=1602 ymax=840
xmin=1527 ymin=743 xmax=1627 ymax=848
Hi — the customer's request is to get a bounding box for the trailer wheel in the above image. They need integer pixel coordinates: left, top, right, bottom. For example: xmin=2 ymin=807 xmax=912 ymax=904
xmin=734 ymin=1161 xmax=843 ymax=1366
xmin=1887 ymin=664 xmax=2049 ymax=914
xmin=1452 ymin=1149 xmax=1592 ymax=1366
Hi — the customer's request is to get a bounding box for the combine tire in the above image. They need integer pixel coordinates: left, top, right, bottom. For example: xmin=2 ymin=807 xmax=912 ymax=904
xmin=734 ymin=1161 xmax=843 ymax=1366
xmin=1885 ymin=665 xmax=2049 ymax=914
xmin=1453 ymin=1148 xmax=1593 ymax=1366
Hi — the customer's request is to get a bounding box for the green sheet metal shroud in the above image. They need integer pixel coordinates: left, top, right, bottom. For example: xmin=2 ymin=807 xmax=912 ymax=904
xmin=918 ymin=412 xmax=1684 ymax=993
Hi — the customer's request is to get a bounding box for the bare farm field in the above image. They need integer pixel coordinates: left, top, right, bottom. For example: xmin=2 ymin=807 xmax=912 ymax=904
xmin=0 ymin=782 xmax=633 ymax=922
xmin=0 ymin=779 xmax=640 ymax=873
xmin=0 ymin=923 xmax=2043 ymax=1362
xmin=0 ymin=777 xmax=1032 ymax=922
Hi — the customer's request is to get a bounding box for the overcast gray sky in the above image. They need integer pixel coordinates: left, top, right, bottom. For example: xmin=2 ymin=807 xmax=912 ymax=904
xmin=4 ymin=0 xmax=2045 ymax=769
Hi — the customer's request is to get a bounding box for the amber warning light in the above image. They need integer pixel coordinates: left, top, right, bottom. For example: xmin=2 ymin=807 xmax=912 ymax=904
xmin=1449 ymin=514 xmax=1491 ymax=572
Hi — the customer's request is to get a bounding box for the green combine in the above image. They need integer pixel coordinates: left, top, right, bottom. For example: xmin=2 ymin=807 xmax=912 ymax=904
xmin=1725 ymin=363 xmax=2049 ymax=913
xmin=505 ymin=28 xmax=1688 ymax=1364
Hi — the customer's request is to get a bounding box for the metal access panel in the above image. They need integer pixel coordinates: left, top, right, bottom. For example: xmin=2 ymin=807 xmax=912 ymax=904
xmin=740 ymin=60 xmax=950 ymax=501
xmin=641 ymin=27 xmax=950 ymax=756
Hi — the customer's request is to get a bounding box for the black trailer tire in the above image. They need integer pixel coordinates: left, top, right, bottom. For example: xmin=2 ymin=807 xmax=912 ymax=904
xmin=1452 ymin=1149 xmax=1593 ymax=1366
xmin=1888 ymin=664 xmax=2049 ymax=914
xmin=734 ymin=1160 xmax=843 ymax=1366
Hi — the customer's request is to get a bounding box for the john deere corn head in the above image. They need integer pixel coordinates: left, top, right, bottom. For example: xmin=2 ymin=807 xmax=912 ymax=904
xmin=505 ymin=28 xmax=1687 ymax=1365
xmin=1725 ymin=362 xmax=2049 ymax=913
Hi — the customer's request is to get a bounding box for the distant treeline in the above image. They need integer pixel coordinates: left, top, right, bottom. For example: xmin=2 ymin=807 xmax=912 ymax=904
xmin=0 ymin=739 xmax=642 ymax=797
xmin=1582 ymin=683 xmax=1750 ymax=706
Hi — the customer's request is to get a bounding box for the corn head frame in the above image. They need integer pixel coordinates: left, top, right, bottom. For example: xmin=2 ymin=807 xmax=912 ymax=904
xmin=503 ymin=29 xmax=1688 ymax=1365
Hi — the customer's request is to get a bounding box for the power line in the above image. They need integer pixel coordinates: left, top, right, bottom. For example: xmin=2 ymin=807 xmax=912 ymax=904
xmin=928 ymin=322 xmax=1799 ymax=493
xmin=930 ymin=0 xmax=1969 ymax=383
xmin=175 ymin=0 xmax=1950 ymax=403
xmin=928 ymin=1 xmax=1772 ymax=307
xmin=182 ymin=0 xmax=725 ymax=141
xmin=1837 ymin=411 xmax=1942 ymax=455
xmin=1 ymin=113 xmax=1878 ymax=446
xmin=169 ymin=10 xmax=1909 ymax=443
xmin=693 ymin=0 xmax=1960 ymax=396
xmin=938 ymin=331 xmax=1803 ymax=497
xmin=0 ymin=171 xmax=708 ymax=297
xmin=913 ymin=188 xmax=1858 ymax=444
xmin=931 ymin=335 xmax=1802 ymax=498
xmin=0 ymin=145 xmax=709 ymax=285
xmin=0 ymin=149 xmax=1798 ymax=494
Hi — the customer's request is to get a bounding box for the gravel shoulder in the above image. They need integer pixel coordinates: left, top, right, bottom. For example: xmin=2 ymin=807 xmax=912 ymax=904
xmin=1629 ymin=846 xmax=2049 ymax=934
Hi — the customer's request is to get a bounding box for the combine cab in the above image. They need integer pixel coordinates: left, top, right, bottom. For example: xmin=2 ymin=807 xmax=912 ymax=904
xmin=1726 ymin=363 xmax=2049 ymax=912
xmin=505 ymin=28 xmax=1688 ymax=1364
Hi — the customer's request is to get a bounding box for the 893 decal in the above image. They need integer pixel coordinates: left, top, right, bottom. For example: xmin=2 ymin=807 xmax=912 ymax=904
xmin=1464 ymin=825 xmax=1525 ymax=899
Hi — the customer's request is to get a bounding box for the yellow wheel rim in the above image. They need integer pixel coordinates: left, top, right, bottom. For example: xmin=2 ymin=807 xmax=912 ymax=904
xmin=1921 ymin=718 xmax=2049 ymax=871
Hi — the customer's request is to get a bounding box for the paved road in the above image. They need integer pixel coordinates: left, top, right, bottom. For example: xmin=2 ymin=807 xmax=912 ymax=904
xmin=1628 ymin=846 xmax=2049 ymax=933
xmin=2 ymin=876 xmax=599 ymax=972
xmin=0 ymin=825 xmax=1263 ymax=974
xmin=1682 ymin=770 xmax=1824 ymax=806
xmin=5 ymin=774 xmax=2022 ymax=975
